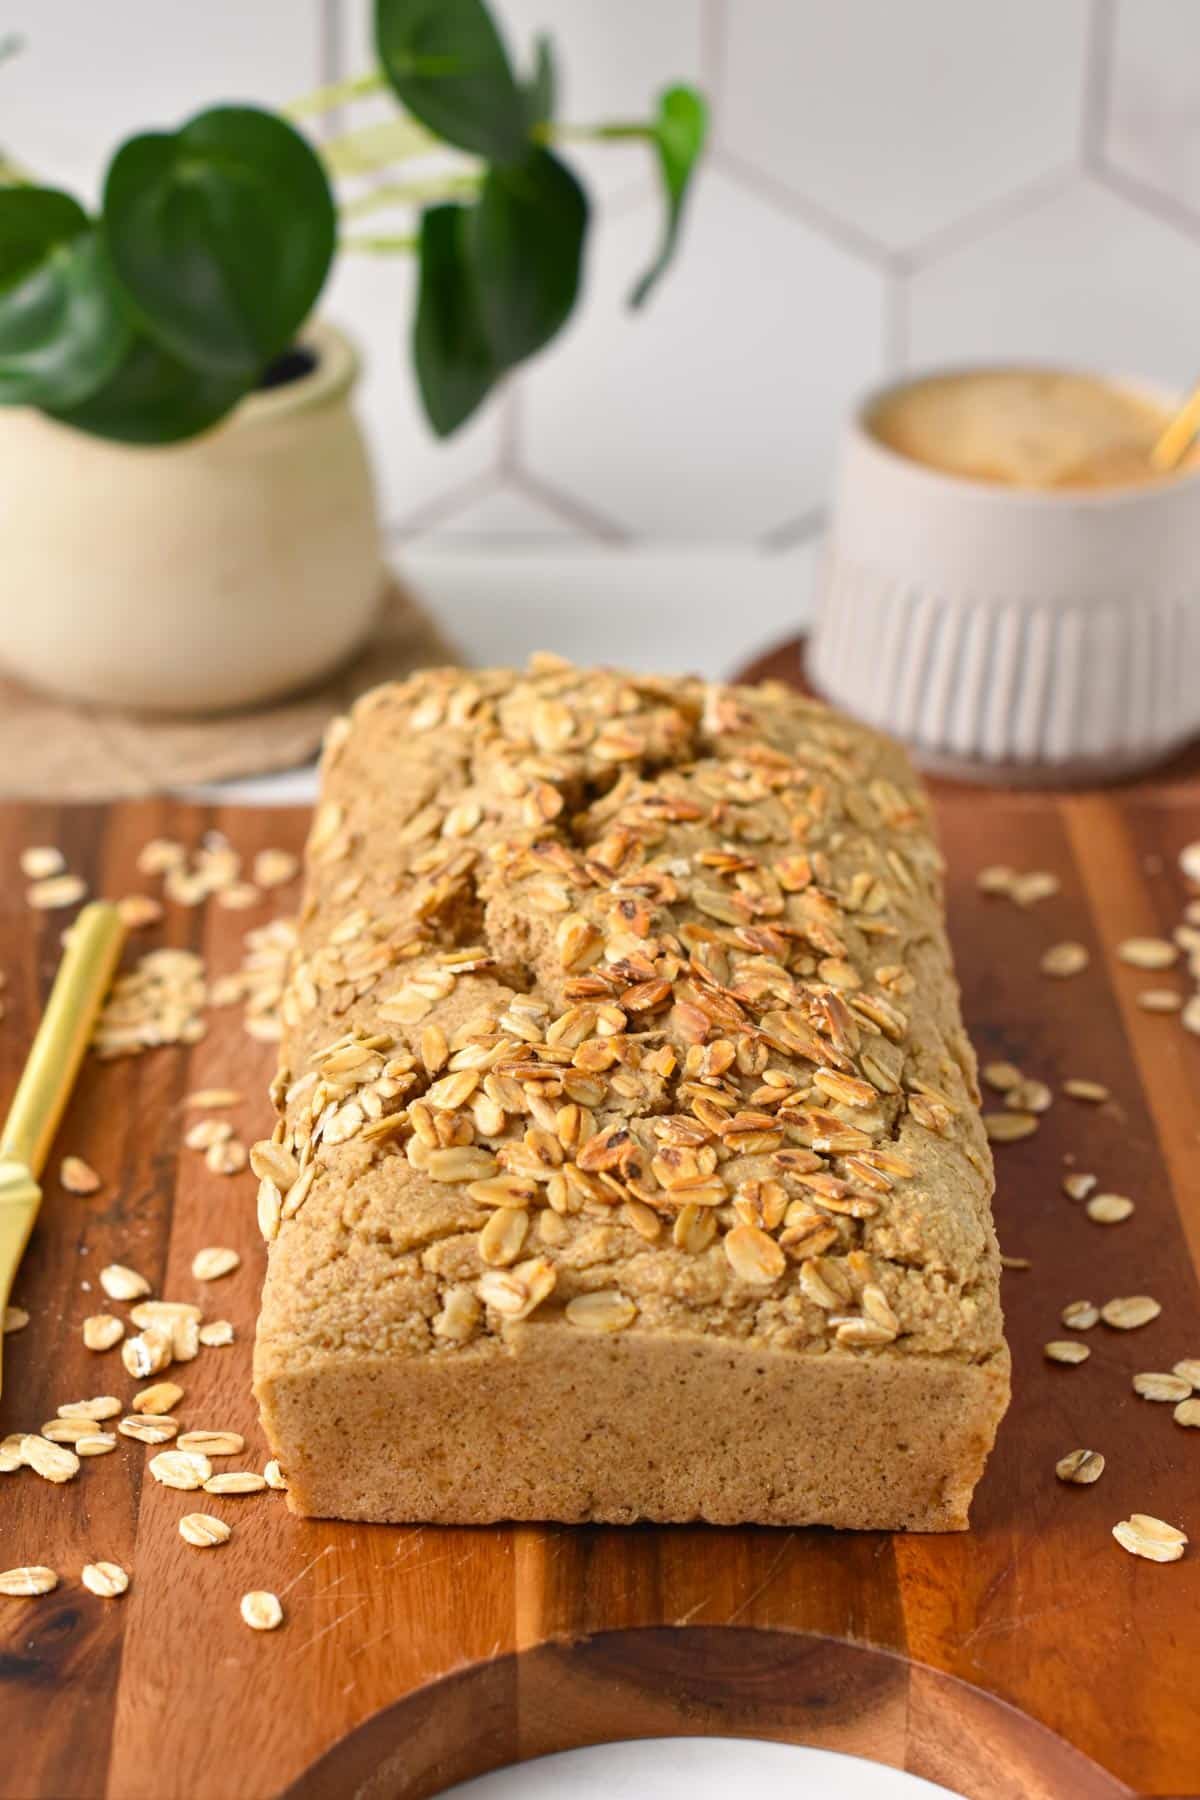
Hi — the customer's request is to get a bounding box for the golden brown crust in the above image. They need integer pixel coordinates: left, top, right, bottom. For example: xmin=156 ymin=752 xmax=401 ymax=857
xmin=253 ymin=657 xmax=1009 ymax=1528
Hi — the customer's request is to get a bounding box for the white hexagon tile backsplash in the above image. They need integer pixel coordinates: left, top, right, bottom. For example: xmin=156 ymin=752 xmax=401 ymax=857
xmin=8 ymin=0 xmax=1200 ymax=546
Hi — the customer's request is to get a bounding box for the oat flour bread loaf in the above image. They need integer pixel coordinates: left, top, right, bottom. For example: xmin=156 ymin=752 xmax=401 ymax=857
xmin=253 ymin=658 xmax=1010 ymax=1531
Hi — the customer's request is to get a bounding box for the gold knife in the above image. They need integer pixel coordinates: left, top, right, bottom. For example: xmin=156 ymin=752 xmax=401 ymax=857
xmin=0 ymin=901 xmax=125 ymax=1396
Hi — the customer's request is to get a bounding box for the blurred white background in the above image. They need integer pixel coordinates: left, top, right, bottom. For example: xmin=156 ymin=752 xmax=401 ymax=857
xmin=7 ymin=0 xmax=1200 ymax=560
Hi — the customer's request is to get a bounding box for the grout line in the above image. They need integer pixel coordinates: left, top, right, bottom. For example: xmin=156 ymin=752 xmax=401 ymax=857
xmin=758 ymin=508 xmax=827 ymax=555
xmin=1080 ymin=0 xmax=1117 ymax=168
xmin=386 ymin=469 xmax=502 ymax=541
xmin=497 ymin=384 xmax=521 ymax=477
xmin=883 ymin=271 xmax=910 ymax=371
xmin=710 ymin=147 xmax=895 ymax=267
xmin=699 ymin=0 xmax=729 ymax=127
xmin=902 ymin=164 xmax=1079 ymax=271
xmin=318 ymin=0 xmax=346 ymax=138
xmin=1091 ymin=161 xmax=1200 ymax=246
xmin=512 ymin=469 xmax=633 ymax=544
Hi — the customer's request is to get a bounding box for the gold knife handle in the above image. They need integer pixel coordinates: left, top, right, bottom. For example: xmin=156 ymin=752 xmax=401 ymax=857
xmin=0 ymin=901 xmax=125 ymax=1177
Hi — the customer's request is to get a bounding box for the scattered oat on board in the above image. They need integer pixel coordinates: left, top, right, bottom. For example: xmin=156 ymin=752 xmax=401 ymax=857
xmin=93 ymin=948 xmax=207 ymax=1060
xmin=253 ymin=849 xmax=299 ymax=889
xmin=27 ymin=873 xmax=86 ymax=911
xmin=1180 ymin=842 xmax=1200 ymax=885
xmin=982 ymin=1061 xmax=1023 ymax=1092
xmin=99 ymin=1263 xmax=150 ymax=1302
xmin=148 ymin=1449 xmax=211 ymax=1490
xmin=75 ymin=1433 xmax=116 ymax=1457
xmin=1040 ymin=942 xmax=1089 ymax=978
xmin=60 ymin=1156 xmax=100 ymax=1195
xmin=984 ymin=1111 xmax=1038 ymax=1143
xmin=1173 ymin=1359 xmax=1200 ymax=1389
xmin=1087 ymin=1193 xmax=1134 ymax=1225
xmin=1117 ymin=937 xmax=1178 ymax=971
xmin=976 ymin=865 xmax=1015 ymax=896
xmin=0 ymin=1566 xmax=57 ymax=1597
xmin=21 ymin=1435 xmax=79 ymax=1482
xmin=1113 ymin=1515 xmax=1187 ymax=1563
xmin=1062 ymin=1079 xmax=1109 ymax=1103
xmin=199 ymin=1320 xmax=235 ymax=1348
xmin=1004 ymin=1078 xmax=1052 ymax=1113
xmin=133 ymin=1381 xmax=183 ymax=1415
xmin=1056 ymin=1449 xmax=1104 ymax=1485
xmin=81 ymin=1562 xmax=128 ymax=1599
xmin=204 ymin=1471 xmax=267 ymax=1495
xmin=191 ymin=1246 xmax=240 ymax=1281
xmin=264 ymin=1460 xmax=287 ymax=1491
xmin=1174 ymin=1398 xmax=1200 ymax=1428
xmin=240 ymin=1590 xmax=283 ymax=1631
xmin=1133 ymin=1372 xmax=1192 ymax=1402
xmin=179 ymin=1431 xmax=244 ymax=1458
xmin=57 ymin=1396 xmax=119 ymax=1421
xmin=119 ymin=1415 xmax=178 ymax=1444
xmin=2 ymin=1305 xmax=28 ymax=1334
xmin=206 ymin=1138 xmax=247 ymax=1176
xmin=179 ymin=1513 xmax=231 ymax=1548
xmin=82 ymin=1314 xmax=124 ymax=1351
xmin=1062 ymin=1173 xmax=1097 ymax=1202
xmin=1136 ymin=989 xmax=1182 ymax=1012
xmin=185 ymin=1088 xmax=243 ymax=1110
xmin=116 ymin=894 xmax=165 ymax=930
xmin=1044 ymin=1340 xmax=1090 ymax=1365
xmin=1102 ymin=1295 xmax=1162 ymax=1330
xmin=20 ymin=846 xmax=64 ymax=880
xmin=184 ymin=1118 xmax=232 ymax=1151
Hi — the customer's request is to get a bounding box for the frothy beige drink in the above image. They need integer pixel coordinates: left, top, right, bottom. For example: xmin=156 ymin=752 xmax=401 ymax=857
xmin=868 ymin=368 xmax=1193 ymax=490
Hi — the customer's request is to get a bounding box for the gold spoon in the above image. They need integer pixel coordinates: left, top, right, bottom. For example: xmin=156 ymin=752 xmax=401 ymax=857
xmin=0 ymin=901 xmax=124 ymax=1396
xmin=1150 ymin=380 xmax=1200 ymax=473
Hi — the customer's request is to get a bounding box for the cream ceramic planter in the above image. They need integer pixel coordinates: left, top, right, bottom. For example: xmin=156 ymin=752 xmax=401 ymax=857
xmin=0 ymin=319 xmax=382 ymax=714
xmin=810 ymin=371 xmax=1200 ymax=783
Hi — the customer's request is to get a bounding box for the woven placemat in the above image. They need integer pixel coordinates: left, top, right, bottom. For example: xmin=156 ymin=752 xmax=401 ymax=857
xmin=0 ymin=578 xmax=457 ymax=800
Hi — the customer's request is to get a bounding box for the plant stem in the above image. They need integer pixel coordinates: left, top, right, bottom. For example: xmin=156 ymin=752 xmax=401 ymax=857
xmin=285 ymin=69 xmax=387 ymax=120
xmin=535 ymin=120 xmax=652 ymax=145
xmin=340 ymin=232 xmax=418 ymax=254
xmin=322 ymin=115 xmax=440 ymax=176
xmin=0 ymin=147 xmax=34 ymax=185
xmin=340 ymin=172 xmax=481 ymax=217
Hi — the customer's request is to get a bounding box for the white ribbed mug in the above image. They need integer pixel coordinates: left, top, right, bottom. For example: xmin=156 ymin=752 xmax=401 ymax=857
xmin=809 ymin=369 xmax=1200 ymax=784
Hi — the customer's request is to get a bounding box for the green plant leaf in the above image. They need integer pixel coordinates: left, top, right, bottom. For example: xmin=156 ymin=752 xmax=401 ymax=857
xmin=102 ymin=105 xmax=336 ymax=376
xmin=0 ymin=204 xmax=132 ymax=408
xmin=375 ymin=0 xmax=528 ymax=161
xmin=413 ymin=202 xmax=497 ymax=437
xmin=0 ymin=186 xmax=87 ymax=286
xmin=47 ymin=328 xmax=250 ymax=444
xmin=523 ymin=34 xmax=556 ymax=131
xmin=629 ymin=84 xmax=708 ymax=307
xmin=469 ymin=147 xmax=586 ymax=368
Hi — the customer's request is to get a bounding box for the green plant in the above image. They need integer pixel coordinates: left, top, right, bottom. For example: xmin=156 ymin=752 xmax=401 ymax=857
xmin=0 ymin=0 xmax=706 ymax=445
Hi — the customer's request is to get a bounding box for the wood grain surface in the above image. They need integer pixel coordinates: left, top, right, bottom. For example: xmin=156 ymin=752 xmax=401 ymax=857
xmin=1 ymin=690 xmax=1199 ymax=1799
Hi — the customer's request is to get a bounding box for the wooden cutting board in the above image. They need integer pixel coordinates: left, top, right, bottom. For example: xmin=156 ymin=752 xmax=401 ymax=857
xmin=2 ymin=700 xmax=1200 ymax=1800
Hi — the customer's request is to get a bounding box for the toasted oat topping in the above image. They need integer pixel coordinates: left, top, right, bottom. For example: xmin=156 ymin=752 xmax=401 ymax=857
xmin=256 ymin=662 xmax=1009 ymax=1369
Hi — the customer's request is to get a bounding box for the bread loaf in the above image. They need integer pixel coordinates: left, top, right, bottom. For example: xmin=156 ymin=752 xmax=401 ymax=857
xmin=253 ymin=658 xmax=1009 ymax=1530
